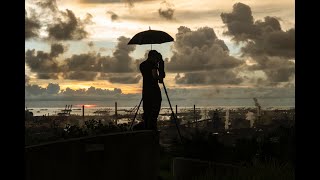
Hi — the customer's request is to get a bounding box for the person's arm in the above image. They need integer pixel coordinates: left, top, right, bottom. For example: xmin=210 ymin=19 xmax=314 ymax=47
xmin=152 ymin=68 xmax=159 ymax=80
xmin=158 ymin=59 xmax=165 ymax=83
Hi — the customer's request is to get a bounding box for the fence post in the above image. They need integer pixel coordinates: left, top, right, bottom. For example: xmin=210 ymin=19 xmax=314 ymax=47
xmin=82 ymin=105 xmax=84 ymax=120
xmin=115 ymin=102 xmax=118 ymax=125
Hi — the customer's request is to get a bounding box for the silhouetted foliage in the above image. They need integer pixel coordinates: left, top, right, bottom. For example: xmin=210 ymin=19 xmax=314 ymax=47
xmin=25 ymin=119 xmax=131 ymax=146
xmin=194 ymin=158 xmax=294 ymax=180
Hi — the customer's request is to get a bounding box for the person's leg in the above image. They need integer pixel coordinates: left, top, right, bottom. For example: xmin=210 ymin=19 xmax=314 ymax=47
xmin=143 ymin=99 xmax=153 ymax=130
xmin=150 ymin=98 xmax=161 ymax=130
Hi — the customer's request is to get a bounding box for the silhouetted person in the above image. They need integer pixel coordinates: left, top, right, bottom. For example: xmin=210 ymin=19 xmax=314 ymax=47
xmin=140 ymin=50 xmax=165 ymax=130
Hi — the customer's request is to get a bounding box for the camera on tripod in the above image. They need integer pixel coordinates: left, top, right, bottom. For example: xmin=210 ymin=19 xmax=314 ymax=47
xmin=156 ymin=52 xmax=165 ymax=83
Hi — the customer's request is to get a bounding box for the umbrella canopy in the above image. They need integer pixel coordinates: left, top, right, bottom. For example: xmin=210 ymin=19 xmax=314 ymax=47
xmin=127 ymin=29 xmax=174 ymax=45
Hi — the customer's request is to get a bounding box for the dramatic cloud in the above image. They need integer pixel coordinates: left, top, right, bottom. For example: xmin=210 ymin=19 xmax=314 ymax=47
xmin=25 ymin=83 xmax=60 ymax=96
xmin=25 ymin=48 xmax=60 ymax=74
xmin=27 ymin=0 xmax=93 ymax=41
xmin=37 ymin=73 xmax=59 ymax=79
xmin=85 ymin=86 xmax=122 ymax=95
xmin=25 ymin=9 xmax=41 ymax=40
xmin=63 ymin=71 xmax=98 ymax=81
xmin=221 ymin=3 xmax=295 ymax=85
xmin=60 ymin=86 xmax=122 ymax=96
xmin=242 ymin=28 xmax=295 ymax=59
xmin=25 ymin=83 xmax=122 ymax=97
xmin=107 ymin=36 xmax=136 ymax=72
xmin=80 ymin=0 xmax=156 ymax=6
xmin=26 ymin=36 xmax=139 ymax=82
xmin=221 ymin=3 xmax=295 ymax=58
xmin=167 ymin=26 xmax=244 ymax=85
xmin=221 ymin=3 xmax=257 ymax=41
xmin=25 ymin=84 xmax=47 ymax=96
xmin=50 ymin=43 xmax=66 ymax=57
xmin=46 ymin=83 xmax=60 ymax=94
xmin=107 ymin=11 xmax=119 ymax=21
xmin=158 ymin=0 xmax=175 ymax=20
xmin=25 ymin=43 xmax=67 ymax=79
xmin=63 ymin=36 xmax=137 ymax=74
xmin=36 ymin=0 xmax=58 ymax=12
xmin=64 ymin=53 xmax=101 ymax=72
xmin=158 ymin=8 xmax=174 ymax=20
xmin=248 ymin=56 xmax=295 ymax=83
xmin=175 ymin=70 xmax=243 ymax=85
xmin=47 ymin=9 xmax=92 ymax=40
xmin=100 ymin=73 xmax=141 ymax=84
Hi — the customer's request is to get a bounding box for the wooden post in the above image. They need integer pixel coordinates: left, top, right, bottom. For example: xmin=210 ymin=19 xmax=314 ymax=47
xmin=176 ymin=105 xmax=178 ymax=115
xmin=82 ymin=105 xmax=84 ymax=119
xmin=115 ymin=102 xmax=118 ymax=125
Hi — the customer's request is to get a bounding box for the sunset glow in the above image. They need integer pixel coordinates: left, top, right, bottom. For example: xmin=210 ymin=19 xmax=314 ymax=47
xmin=25 ymin=0 xmax=294 ymax=106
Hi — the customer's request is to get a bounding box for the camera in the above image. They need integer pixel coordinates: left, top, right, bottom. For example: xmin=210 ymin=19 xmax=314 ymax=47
xmin=157 ymin=53 xmax=165 ymax=83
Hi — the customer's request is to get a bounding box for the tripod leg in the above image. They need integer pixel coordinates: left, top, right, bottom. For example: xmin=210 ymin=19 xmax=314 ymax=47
xmin=162 ymin=82 xmax=183 ymax=143
xmin=130 ymin=98 xmax=143 ymax=130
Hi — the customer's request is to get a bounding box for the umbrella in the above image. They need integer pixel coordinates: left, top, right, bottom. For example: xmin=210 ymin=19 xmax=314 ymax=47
xmin=127 ymin=28 xmax=174 ymax=49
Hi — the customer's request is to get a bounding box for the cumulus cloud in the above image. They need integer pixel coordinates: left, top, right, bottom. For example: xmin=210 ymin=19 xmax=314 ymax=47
xmin=248 ymin=56 xmax=295 ymax=83
xmin=25 ymin=43 xmax=68 ymax=78
xmin=60 ymin=86 xmax=122 ymax=96
xmin=26 ymin=0 xmax=93 ymax=41
xmin=47 ymin=9 xmax=92 ymax=40
xmin=25 ymin=83 xmax=122 ymax=98
xmin=221 ymin=3 xmax=257 ymax=41
xmin=221 ymin=3 xmax=295 ymax=58
xmin=50 ymin=43 xmax=66 ymax=57
xmin=62 ymin=36 xmax=137 ymax=75
xmin=25 ymin=36 xmax=140 ymax=82
xmin=107 ymin=11 xmax=119 ymax=21
xmin=37 ymin=73 xmax=59 ymax=79
xmin=158 ymin=8 xmax=174 ymax=20
xmin=100 ymin=73 xmax=141 ymax=84
xmin=167 ymin=26 xmax=244 ymax=85
xmin=25 ymin=49 xmax=60 ymax=74
xmin=35 ymin=0 xmax=58 ymax=12
xmin=46 ymin=83 xmax=60 ymax=94
xmin=221 ymin=3 xmax=295 ymax=85
xmin=241 ymin=28 xmax=295 ymax=59
xmin=64 ymin=53 xmax=101 ymax=72
xmin=25 ymin=9 xmax=41 ymax=40
xmin=175 ymin=70 xmax=243 ymax=85
xmin=25 ymin=84 xmax=47 ymax=96
xmin=80 ymin=0 xmax=156 ymax=7
xmin=158 ymin=0 xmax=175 ymax=20
xmin=104 ymin=36 xmax=136 ymax=72
xmin=63 ymin=71 xmax=98 ymax=81
xmin=86 ymin=86 xmax=122 ymax=95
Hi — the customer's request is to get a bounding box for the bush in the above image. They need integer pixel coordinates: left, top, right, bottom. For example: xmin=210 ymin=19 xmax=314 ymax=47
xmin=193 ymin=159 xmax=294 ymax=180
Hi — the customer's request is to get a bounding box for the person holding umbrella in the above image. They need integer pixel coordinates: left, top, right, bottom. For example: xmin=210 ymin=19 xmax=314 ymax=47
xmin=139 ymin=50 xmax=165 ymax=130
xmin=128 ymin=28 xmax=182 ymax=142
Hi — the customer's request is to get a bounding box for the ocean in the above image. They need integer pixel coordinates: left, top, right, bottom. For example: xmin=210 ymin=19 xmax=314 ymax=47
xmin=25 ymin=98 xmax=294 ymax=117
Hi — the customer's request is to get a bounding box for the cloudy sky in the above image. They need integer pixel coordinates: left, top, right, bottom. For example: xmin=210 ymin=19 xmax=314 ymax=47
xmin=25 ymin=0 xmax=295 ymax=106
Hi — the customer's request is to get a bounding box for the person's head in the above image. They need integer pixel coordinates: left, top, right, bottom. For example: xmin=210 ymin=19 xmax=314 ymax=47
xmin=147 ymin=50 xmax=160 ymax=64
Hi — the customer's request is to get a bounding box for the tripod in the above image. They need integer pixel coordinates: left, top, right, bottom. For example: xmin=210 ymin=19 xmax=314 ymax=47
xmin=129 ymin=82 xmax=183 ymax=143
